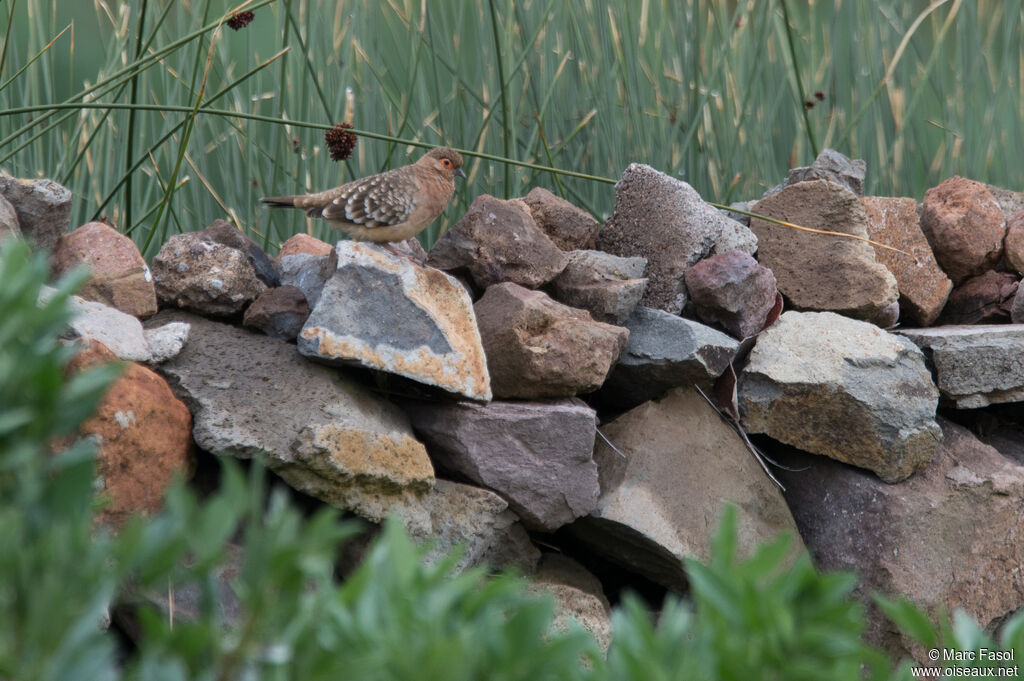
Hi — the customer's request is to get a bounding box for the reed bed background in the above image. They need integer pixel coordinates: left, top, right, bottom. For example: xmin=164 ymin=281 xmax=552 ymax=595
xmin=0 ymin=0 xmax=1020 ymax=257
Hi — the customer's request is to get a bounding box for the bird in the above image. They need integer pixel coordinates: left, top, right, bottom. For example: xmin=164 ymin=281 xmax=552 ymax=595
xmin=261 ymin=147 xmax=466 ymax=261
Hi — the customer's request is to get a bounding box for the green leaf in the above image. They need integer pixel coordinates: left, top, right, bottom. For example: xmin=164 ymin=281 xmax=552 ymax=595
xmin=873 ymin=594 xmax=936 ymax=649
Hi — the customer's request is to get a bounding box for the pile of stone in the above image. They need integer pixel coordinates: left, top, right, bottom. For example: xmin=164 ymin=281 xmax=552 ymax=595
xmin=3 ymin=152 xmax=1023 ymax=657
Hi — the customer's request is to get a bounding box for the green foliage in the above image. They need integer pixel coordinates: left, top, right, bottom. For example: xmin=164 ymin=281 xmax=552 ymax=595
xmin=1 ymin=2 xmax=1021 ymax=255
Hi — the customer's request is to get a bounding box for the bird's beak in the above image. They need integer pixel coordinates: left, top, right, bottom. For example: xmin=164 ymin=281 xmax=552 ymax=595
xmin=455 ymin=168 xmax=467 ymax=180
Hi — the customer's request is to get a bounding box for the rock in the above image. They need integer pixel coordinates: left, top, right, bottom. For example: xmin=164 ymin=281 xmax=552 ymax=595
xmin=427 ymin=194 xmax=568 ymax=289
xmin=0 ymin=172 xmax=71 ymax=251
xmin=919 ymin=176 xmax=1006 ymax=284
xmin=1014 ymin=285 xmax=1024 ymax=324
xmin=861 ymin=196 xmax=953 ymax=326
xmin=549 ymin=250 xmax=647 ymax=324
xmin=599 ymin=306 xmax=738 ymax=408
xmin=276 ymin=233 xmax=333 ymax=260
xmin=391 ymin=236 xmax=429 ymax=262
xmin=298 ymin=242 xmax=491 ymax=402
xmin=528 ymin=555 xmax=612 ymax=651
xmin=739 ymin=311 xmax=941 ymax=483
xmin=200 ymin=219 xmax=279 ymax=287
xmin=521 ymin=187 xmax=600 ymax=250
xmin=50 ymin=221 xmax=158 ymax=318
xmin=243 ymin=285 xmax=310 ymax=340
xmin=55 ymin=290 xmax=152 ymax=363
xmin=278 ymin=251 xmax=337 ymax=308
xmin=403 ymin=398 xmax=600 ymax=532
xmin=596 ymin=163 xmax=748 ymax=314
xmin=151 ymin=232 xmax=268 ymax=316
xmin=1004 ymin=208 xmax=1024 ymax=275
xmin=567 ymin=387 xmax=802 ymax=592
xmin=66 ymin=341 xmax=193 ymax=527
xmin=937 ymin=271 xmax=1018 ymax=325
xmin=474 ymin=283 xmax=628 ymax=399
xmin=985 ymin=184 xmax=1024 ymax=220
xmin=684 ymin=250 xmax=778 ymax=338
xmin=0 ymin=195 xmax=22 ymax=242
xmin=143 ymin=322 xmax=189 ymax=363
xmin=750 ymin=180 xmax=898 ymax=324
xmin=785 ymin=148 xmax=867 ymax=196
xmin=773 ymin=419 xmax=1024 ymax=658
xmin=153 ymin=310 xmax=435 ymax=521
xmin=896 ymin=324 xmax=1024 ymax=408
xmin=710 ymin=217 xmax=758 ymax=256
xmin=399 ymin=479 xmax=540 ymax=574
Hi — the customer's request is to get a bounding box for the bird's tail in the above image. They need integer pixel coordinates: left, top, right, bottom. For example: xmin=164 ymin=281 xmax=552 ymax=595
xmin=260 ymin=195 xmax=299 ymax=208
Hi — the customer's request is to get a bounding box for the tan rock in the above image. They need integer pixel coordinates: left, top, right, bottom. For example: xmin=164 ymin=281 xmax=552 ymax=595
xmin=861 ymin=196 xmax=952 ymax=326
xmin=276 ymin=232 xmax=333 ymax=261
xmin=521 ymin=186 xmax=600 ymax=251
xmin=920 ymin=176 xmax=1006 ymax=284
xmin=474 ymin=283 xmax=628 ymax=399
xmin=51 ymin=221 xmax=158 ymax=318
xmin=750 ymin=180 xmax=898 ymax=324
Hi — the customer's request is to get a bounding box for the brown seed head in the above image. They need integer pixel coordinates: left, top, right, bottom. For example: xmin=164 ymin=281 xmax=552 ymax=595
xmin=325 ymin=122 xmax=357 ymax=161
xmin=227 ymin=11 xmax=254 ymax=30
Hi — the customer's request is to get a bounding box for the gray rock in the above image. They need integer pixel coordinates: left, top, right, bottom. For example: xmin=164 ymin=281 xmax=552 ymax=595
xmin=528 ymin=555 xmax=612 ymax=651
xmin=739 ymin=311 xmax=941 ymax=483
xmin=474 ymin=283 xmax=628 ymax=399
xmin=750 ymin=180 xmax=899 ymax=324
xmin=403 ymin=398 xmax=600 ymax=532
xmin=773 ymin=419 xmax=1024 ymax=658
xmin=1014 ymin=285 xmax=1024 ymax=324
xmin=684 ymin=250 xmax=778 ymax=339
xmin=299 ymin=242 xmax=491 ymax=402
xmin=711 ymin=216 xmax=758 ymax=256
xmin=0 ymin=195 xmax=22 ymax=243
xmin=785 ymin=148 xmax=867 ymax=196
xmin=43 ymin=287 xmax=151 ymax=362
xmin=600 ymin=306 xmax=738 ymax=407
xmin=568 ymin=387 xmax=802 ymax=592
xmin=427 ymin=194 xmax=568 ymax=289
xmin=243 ymin=285 xmax=310 ymax=340
xmin=985 ymin=184 xmax=1024 ymax=221
xmin=396 ymin=479 xmax=540 ymax=574
xmin=200 ymin=219 xmax=279 ymax=287
xmin=143 ymin=322 xmax=190 ymax=364
xmin=549 ymin=250 xmax=648 ymax=324
xmin=896 ymin=324 xmax=1024 ymax=408
xmin=596 ymin=163 xmax=747 ymax=313
xmin=521 ymin=187 xmax=600 ymax=251
xmin=278 ymin=251 xmax=337 ymax=308
xmin=153 ymin=310 xmax=435 ymax=522
xmin=0 ymin=172 xmax=71 ymax=251
xmin=151 ymin=231 xmax=268 ymax=316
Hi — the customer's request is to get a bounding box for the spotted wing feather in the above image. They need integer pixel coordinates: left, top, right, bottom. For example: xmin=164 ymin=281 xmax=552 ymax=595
xmin=320 ymin=170 xmax=415 ymax=228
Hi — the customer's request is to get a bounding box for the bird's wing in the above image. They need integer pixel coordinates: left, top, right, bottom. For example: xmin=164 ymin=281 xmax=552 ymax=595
xmin=320 ymin=169 xmax=415 ymax=227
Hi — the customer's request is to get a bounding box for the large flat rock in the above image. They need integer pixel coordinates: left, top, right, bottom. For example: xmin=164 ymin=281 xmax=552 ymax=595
xmin=153 ymin=310 xmax=435 ymax=522
xmin=298 ymin=242 xmax=491 ymax=402
xmin=897 ymin=324 xmax=1024 ymax=408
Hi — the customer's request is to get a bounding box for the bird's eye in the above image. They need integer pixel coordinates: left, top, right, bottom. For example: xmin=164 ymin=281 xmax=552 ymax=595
xmin=441 ymin=158 xmax=452 ymax=167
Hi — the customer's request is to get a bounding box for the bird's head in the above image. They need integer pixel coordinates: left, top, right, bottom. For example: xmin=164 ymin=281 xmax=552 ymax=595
xmin=420 ymin=147 xmax=467 ymax=180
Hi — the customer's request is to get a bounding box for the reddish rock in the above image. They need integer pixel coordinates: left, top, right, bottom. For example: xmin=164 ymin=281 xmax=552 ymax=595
xmin=428 ymin=194 xmax=568 ymax=289
xmin=474 ymin=283 xmax=628 ymax=399
xmin=242 ymin=285 xmax=310 ymax=340
xmin=861 ymin=196 xmax=953 ymax=326
xmin=684 ymin=250 xmax=778 ymax=338
xmin=51 ymin=222 xmax=158 ymax=319
xmin=937 ymin=271 xmax=1018 ymax=325
xmin=151 ymin=231 xmax=268 ymax=316
xmin=919 ymin=176 xmax=1006 ymax=284
xmin=276 ymin=233 xmax=334 ymax=261
xmin=750 ymin=180 xmax=898 ymax=325
xmin=67 ymin=341 xmax=193 ymax=527
xmin=521 ymin=187 xmax=600 ymax=250
xmin=1005 ymin=208 xmax=1024 ymax=275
